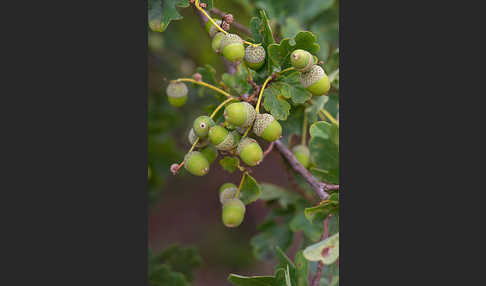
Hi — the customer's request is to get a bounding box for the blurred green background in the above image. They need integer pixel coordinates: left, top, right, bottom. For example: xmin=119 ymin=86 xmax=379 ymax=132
xmin=148 ymin=1 xmax=338 ymax=285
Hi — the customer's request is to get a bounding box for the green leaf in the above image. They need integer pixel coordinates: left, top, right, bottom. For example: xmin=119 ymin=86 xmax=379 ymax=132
xmin=295 ymin=0 xmax=335 ymax=23
xmin=304 ymin=200 xmax=338 ymax=223
xmin=219 ymin=157 xmax=240 ymax=173
xmin=259 ymin=183 xmax=299 ymax=209
xmin=303 ymin=232 xmax=339 ymax=265
xmin=251 ymin=221 xmax=293 ymax=260
xmin=281 ymin=17 xmax=302 ymax=39
xmin=222 ymin=66 xmax=252 ymax=96
xmin=275 ymin=247 xmax=298 ymax=286
xmin=307 ymin=96 xmax=329 ymax=124
xmin=324 ymin=48 xmax=339 ymax=75
xmin=196 ymin=64 xmax=217 ymax=85
xmin=148 ymin=0 xmax=190 ymax=32
xmin=249 ymin=10 xmax=276 ymax=73
xmin=149 ymin=264 xmax=189 ymax=286
xmin=290 ymin=211 xmax=323 ymax=242
xmin=239 ymin=174 xmax=261 ymax=205
xmin=263 ymin=83 xmax=291 ymax=120
xmin=294 ymin=251 xmax=309 ymax=286
xmin=268 ymin=31 xmax=320 ymax=69
xmin=228 ymin=274 xmax=278 ymax=286
xmin=309 ymin=121 xmax=339 ymax=184
xmin=279 ymin=72 xmax=312 ymax=105
xmin=156 ymin=244 xmax=202 ymax=282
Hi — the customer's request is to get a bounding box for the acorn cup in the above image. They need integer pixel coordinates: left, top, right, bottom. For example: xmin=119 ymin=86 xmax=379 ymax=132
xmin=222 ymin=198 xmax=246 ymax=228
xmin=193 ymin=116 xmax=216 ymax=138
xmin=220 ymin=33 xmax=245 ymax=62
xmin=252 ymin=113 xmax=282 ymax=142
xmin=166 ymin=82 xmax=188 ymax=107
xmin=219 ymin=183 xmax=239 ymax=204
xmin=300 ymin=65 xmax=330 ymax=96
xmin=244 ymin=45 xmax=266 ymax=70
xmin=188 ymin=128 xmax=209 ymax=148
xmin=183 ymin=151 xmax=210 ymax=176
xmin=292 ymin=144 xmax=310 ymax=168
xmin=237 ymin=137 xmax=263 ymax=167
xmin=290 ymin=49 xmax=314 ymax=72
xmin=209 ymin=125 xmax=240 ymax=151
xmin=224 ymin=102 xmax=256 ymax=128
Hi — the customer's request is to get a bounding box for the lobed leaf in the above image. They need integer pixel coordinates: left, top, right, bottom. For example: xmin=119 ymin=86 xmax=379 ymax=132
xmin=268 ymin=31 xmax=320 ymax=70
xmin=219 ymin=157 xmax=240 ymax=173
xmin=148 ymin=0 xmax=190 ymax=32
xmin=239 ymin=174 xmax=261 ymax=205
xmin=303 ymin=232 xmax=339 ymax=265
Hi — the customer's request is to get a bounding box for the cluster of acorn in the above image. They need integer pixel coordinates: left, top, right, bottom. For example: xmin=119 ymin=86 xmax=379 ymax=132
xmin=218 ymin=182 xmax=245 ymax=228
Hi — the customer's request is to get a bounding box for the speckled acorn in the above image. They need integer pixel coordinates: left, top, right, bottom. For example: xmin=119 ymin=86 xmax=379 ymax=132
xmin=292 ymin=145 xmax=310 ymax=168
xmin=244 ymin=45 xmax=266 ymax=70
xmin=209 ymin=125 xmax=240 ymax=151
xmin=166 ymin=82 xmax=188 ymax=107
xmin=183 ymin=151 xmax=210 ymax=176
xmin=224 ymin=102 xmax=256 ymax=128
xmin=237 ymin=137 xmax=263 ymax=166
xmin=200 ymin=145 xmax=218 ymax=164
xmin=290 ymin=49 xmax=314 ymax=72
xmin=193 ymin=116 xmax=215 ymax=138
xmin=219 ymin=183 xmax=238 ymax=204
xmin=211 ymin=32 xmax=225 ymax=53
xmin=222 ymin=198 xmax=245 ymax=227
xmin=300 ymin=65 xmax=330 ymax=96
xmin=252 ymin=113 xmax=282 ymax=142
xmin=188 ymin=128 xmax=209 ymax=148
xmin=220 ymin=33 xmax=245 ymax=62
xmin=205 ymin=19 xmax=222 ymax=37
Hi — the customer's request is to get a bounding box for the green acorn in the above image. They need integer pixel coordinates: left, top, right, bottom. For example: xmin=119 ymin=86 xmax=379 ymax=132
xmin=252 ymin=113 xmax=282 ymax=142
xmin=219 ymin=183 xmax=238 ymax=204
xmin=222 ymin=198 xmax=245 ymax=227
xmin=224 ymin=102 xmax=256 ymax=128
xmin=188 ymin=128 xmax=209 ymax=148
xmin=166 ymin=82 xmax=188 ymax=107
xmin=205 ymin=19 xmax=222 ymax=38
xmin=211 ymin=32 xmax=225 ymax=53
xmin=183 ymin=151 xmax=210 ymax=176
xmin=244 ymin=45 xmax=266 ymax=70
xmin=290 ymin=49 xmax=315 ymax=72
xmin=220 ymin=33 xmax=245 ymax=62
xmin=237 ymin=137 xmax=263 ymax=166
xmin=292 ymin=144 xmax=310 ymax=168
xmin=300 ymin=65 xmax=330 ymax=96
xmin=200 ymin=145 xmax=218 ymax=164
xmin=193 ymin=116 xmax=215 ymax=138
xmin=209 ymin=125 xmax=240 ymax=151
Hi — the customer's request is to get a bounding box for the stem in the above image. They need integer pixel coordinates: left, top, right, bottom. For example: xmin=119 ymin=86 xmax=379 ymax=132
xmin=210 ymin=97 xmax=238 ymax=118
xmin=277 ymin=67 xmax=296 ymax=75
xmin=174 ymin=78 xmax=233 ymax=98
xmin=256 ymin=76 xmax=272 ymax=113
xmin=171 ymin=137 xmax=200 ymax=175
xmin=242 ymin=125 xmax=252 ymax=138
xmin=245 ymin=64 xmax=253 ymax=82
xmin=320 ymin=109 xmax=338 ymax=125
xmin=234 ymin=172 xmax=247 ymax=198
xmin=301 ymin=111 xmax=308 ymax=145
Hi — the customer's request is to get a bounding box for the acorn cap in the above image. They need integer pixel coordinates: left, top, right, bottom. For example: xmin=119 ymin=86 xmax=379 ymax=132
xmin=220 ymin=33 xmax=243 ymax=50
xmin=290 ymin=49 xmax=314 ymax=72
xmin=253 ymin=113 xmax=281 ymax=142
xmin=300 ymin=65 xmax=325 ymax=88
xmin=166 ymin=82 xmax=188 ymax=98
xmin=244 ymin=45 xmax=266 ymax=70
xmin=183 ymin=151 xmax=210 ymax=176
xmin=253 ymin=113 xmax=275 ymax=136
xmin=188 ymin=128 xmax=209 ymax=148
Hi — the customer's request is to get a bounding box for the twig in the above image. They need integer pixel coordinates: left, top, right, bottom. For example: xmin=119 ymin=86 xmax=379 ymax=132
xmin=262 ymin=142 xmax=275 ymax=159
xmin=277 ymin=152 xmax=317 ymax=203
xmin=210 ymin=8 xmax=251 ymax=36
xmin=274 ymin=140 xmax=338 ymax=200
xmin=310 ymin=218 xmax=330 ymax=286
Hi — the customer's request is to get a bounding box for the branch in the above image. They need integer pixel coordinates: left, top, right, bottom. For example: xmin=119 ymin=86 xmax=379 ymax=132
xmin=274 ymin=140 xmax=338 ymax=200
xmin=210 ymin=8 xmax=251 ymax=36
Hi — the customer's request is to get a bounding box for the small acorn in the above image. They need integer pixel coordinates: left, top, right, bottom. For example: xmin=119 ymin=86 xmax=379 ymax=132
xmin=188 ymin=128 xmax=209 ymax=148
xmin=205 ymin=19 xmax=222 ymax=38
xmin=220 ymin=33 xmax=245 ymax=63
xmin=193 ymin=116 xmax=215 ymax=138
xmin=224 ymin=102 xmax=256 ymax=128
xmin=252 ymin=113 xmax=282 ymax=142
xmin=166 ymin=82 xmax=188 ymax=107
xmin=200 ymin=145 xmax=218 ymax=164
xmin=237 ymin=137 xmax=263 ymax=166
xmin=183 ymin=151 xmax=210 ymax=176
xmin=209 ymin=125 xmax=240 ymax=151
xmin=211 ymin=32 xmax=225 ymax=53
xmin=222 ymin=198 xmax=246 ymax=227
xmin=300 ymin=65 xmax=330 ymax=96
xmin=292 ymin=144 xmax=310 ymax=168
xmin=290 ymin=49 xmax=314 ymax=72
xmin=219 ymin=183 xmax=238 ymax=204
xmin=244 ymin=45 xmax=266 ymax=70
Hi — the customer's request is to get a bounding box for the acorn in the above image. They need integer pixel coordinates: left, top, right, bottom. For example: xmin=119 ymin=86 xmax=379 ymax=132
xmin=237 ymin=137 xmax=263 ymax=166
xmin=209 ymin=125 xmax=240 ymax=151
xmin=200 ymin=145 xmax=218 ymax=164
xmin=292 ymin=144 xmax=310 ymax=168
xmin=220 ymin=33 xmax=245 ymax=62
xmin=193 ymin=116 xmax=215 ymax=138
xmin=244 ymin=45 xmax=266 ymax=70
xmin=300 ymin=65 xmax=330 ymax=96
xmin=222 ymin=198 xmax=246 ymax=227
xmin=188 ymin=128 xmax=209 ymax=148
xmin=183 ymin=151 xmax=210 ymax=176
xmin=219 ymin=183 xmax=238 ymax=204
xmin=252 ymin=113 xmax=282 ymax=142
xmin=166 ymin=82 xmax=188 ymax=107
xmin=211 ymin=32 xmax=225 ymax=53
xmin=205 ymin=19 xmax=222 ymax=38
xmin=224 ymin=102 xmax=256 ymax=128
xmin=290 ymin=49 xmax=314 ymax=72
